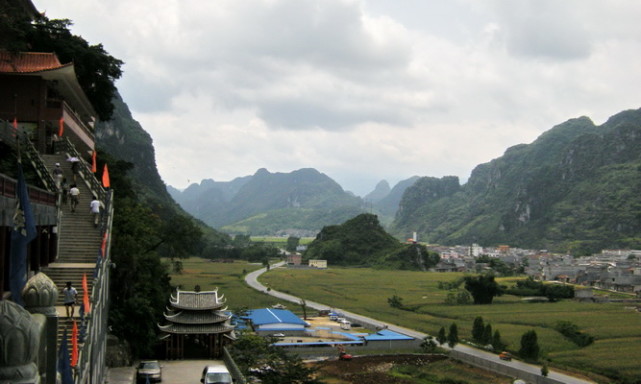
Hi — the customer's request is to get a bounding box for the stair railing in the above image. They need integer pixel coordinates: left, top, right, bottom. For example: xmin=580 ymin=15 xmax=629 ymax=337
xmin=72 ymin=188 xmax=114 ymax=384
xmin=20 ymin=134 xmax=58 ymax=193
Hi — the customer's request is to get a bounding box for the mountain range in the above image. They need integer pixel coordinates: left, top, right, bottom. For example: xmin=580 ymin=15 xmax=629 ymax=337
xmin=392 ymin=108 xmax=641 ymax=254
xmin=168 ymin=168 xmax=415 ymax=235
xmin=98 ymin=93 xmax=641 ymax=254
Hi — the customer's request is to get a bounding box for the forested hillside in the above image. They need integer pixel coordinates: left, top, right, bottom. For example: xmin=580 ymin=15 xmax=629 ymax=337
xmin=392 ymin=108 xmax=641 ymax=255
xmin=305 ymin=213 xmax=440 ymax=270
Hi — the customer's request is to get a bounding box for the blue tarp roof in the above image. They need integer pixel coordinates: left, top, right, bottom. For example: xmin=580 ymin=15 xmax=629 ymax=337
xmin=247 ymin=308 xmax=307 ymax=326
xmin=364 ymin=329 xmax=414 ymax=341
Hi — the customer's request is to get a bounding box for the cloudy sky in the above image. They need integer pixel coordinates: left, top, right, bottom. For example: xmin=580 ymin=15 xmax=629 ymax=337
xmin=39 ymin=0 xmax=641 ymax=196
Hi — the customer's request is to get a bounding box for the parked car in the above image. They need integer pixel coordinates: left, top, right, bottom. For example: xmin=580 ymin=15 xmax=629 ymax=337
xmin=498 ymin=351 xmax=512 ymax=361
xmin=136 ymin=360 xmax=162 ymax=383
xmin=201 ymin=364 xmax=233 ymax=384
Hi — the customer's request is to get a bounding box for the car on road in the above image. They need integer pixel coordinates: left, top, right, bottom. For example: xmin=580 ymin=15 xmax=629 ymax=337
xmin=498 ymin=351 xmax=512 ymax=361
xmin=136 ymin=360 xmax=162 ymax=382
xmin=201 ymin=364 xmax=233 ymax=384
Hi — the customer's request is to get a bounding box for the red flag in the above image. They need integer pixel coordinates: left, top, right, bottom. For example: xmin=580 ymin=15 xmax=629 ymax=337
xmin=102 ymin=164 xmax=110 ymax=188
xmin=58 ymin=117 xmax=64 ymax=137
xmin=12 ymin=117 xmax=17 ymax=130
xmin=71 ymin=320 xmax=78 ymax=366
xmin=82 ymin=273 xmax=90 ymax=314
xmin=91 ymin=151 xmax=97 ymax=173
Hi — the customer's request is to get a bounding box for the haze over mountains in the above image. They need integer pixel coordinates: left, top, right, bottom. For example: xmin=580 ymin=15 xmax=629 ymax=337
xmin=97 ymin=95 xmax=641 ymax=254
xmin=167 ymin=168 xmax=416 ymax=235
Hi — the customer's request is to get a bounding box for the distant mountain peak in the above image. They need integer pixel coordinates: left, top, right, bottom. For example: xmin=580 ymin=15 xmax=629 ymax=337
xmin=364 ymin=180 xmax=391 ymax=203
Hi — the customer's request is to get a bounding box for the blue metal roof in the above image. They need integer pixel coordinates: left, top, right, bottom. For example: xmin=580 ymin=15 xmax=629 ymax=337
xmin=364 ymin=329 xmax=414 ymax=341
xmin=248 ymin=308 xmax=307 ymax=326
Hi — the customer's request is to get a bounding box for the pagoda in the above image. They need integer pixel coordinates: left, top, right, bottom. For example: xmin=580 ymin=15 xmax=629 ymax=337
xmin=159 ymin=288 xmax=235 ymax=359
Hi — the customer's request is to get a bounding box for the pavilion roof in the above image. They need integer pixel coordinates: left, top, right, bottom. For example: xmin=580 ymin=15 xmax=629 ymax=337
xmin=169 ymin=289 xmax=226 ymax=310
xmin=164 ymin=310 xmax=230 ymax=325
xmin=158 ymin=322 xmax=235 ymax=335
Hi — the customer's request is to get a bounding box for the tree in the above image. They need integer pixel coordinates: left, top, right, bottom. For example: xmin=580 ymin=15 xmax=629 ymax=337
xmin=472 ymin=316 xmax=485 ymax=342
xmin=464 ymin=274 xmax=503 ymax=304
xmin=286 ymin=236 xmax=300 ymax=252
xmin=492 ymin=330 xmax=505 ymax=351
xmin=1 ymin=13 xmax=124 ymax=121
xmin=482 ymin=323 xmax=493 ymax=345
xmin=444 ymin=289 xmax=471 ymax=305
xmin=447 ymin=323 xmax=459 ymax=348
xmin=437 ymin=327 xmax=447 ymax=345
xmin=230 ymin=332 xmax=322 ymax=384
xmin=420 ymin=336 xmax=438 ymax=353
xmin=300 ymin=299 xmax=308 ymax=320
xmin=387 ymin=295 xmax=404 ymax=309
xmin=519 ymin=330 xmax=540 ymax=361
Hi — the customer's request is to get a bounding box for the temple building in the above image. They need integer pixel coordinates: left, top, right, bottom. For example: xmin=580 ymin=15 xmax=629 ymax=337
xmin=0 ymin=50 xmax=97 ymax=156
xmin=159 ymin=288 xmax=236 ymax=359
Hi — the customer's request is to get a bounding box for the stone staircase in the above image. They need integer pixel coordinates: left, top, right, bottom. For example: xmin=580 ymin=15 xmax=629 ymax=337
xmin=40 ymin=154 xmax=103 ymax=351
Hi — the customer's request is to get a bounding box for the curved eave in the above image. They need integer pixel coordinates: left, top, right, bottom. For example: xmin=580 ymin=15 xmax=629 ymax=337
xmin=170 ymin=302 xmax=226 ymax=311
xmin=4 ymin=62 xmax=97 ymax=120
xmin=158 ymin=323 xmax=235 ymax=335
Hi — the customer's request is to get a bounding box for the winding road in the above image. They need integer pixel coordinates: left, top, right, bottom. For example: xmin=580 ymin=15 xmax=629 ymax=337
xmin=245 ymin=262 xmax=595 ymax=384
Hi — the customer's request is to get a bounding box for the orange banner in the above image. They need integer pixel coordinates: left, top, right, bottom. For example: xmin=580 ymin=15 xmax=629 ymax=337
xmin=58 ymin=117 xmax=64 ymax=137
xmin=71 ymin=320 xmax=78 ymax=366
xmin=82 ymin=273 xmax=91 ymax=314
xmin=102 ymin=164 xmax=110 ymax=188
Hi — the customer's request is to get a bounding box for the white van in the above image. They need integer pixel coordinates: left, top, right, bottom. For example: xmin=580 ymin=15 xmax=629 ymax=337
xmin=201 ymin=364 xmax=233 ymax=384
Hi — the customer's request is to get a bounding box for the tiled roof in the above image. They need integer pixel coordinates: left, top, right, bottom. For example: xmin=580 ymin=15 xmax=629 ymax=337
xmin=158 ymin=322 xmax=235 ymax=335
xmin=169 ymin=289 xmax=226 ymax=310
xmin=0 ymin=51 xmax=68 ymax=73
xmin=164 ymin=310 xmax=230 ymax=325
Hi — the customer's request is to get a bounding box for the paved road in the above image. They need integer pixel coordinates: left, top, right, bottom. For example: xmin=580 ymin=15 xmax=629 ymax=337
xmin=246 ymin=262 xmax=595 ymax=384
xmin=108 ymin=360 xmax=222 ymax=384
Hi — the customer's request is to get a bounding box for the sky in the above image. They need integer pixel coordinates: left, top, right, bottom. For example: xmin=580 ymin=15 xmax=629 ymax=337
xmin=38 ymin=0 xmax=641 ymax=196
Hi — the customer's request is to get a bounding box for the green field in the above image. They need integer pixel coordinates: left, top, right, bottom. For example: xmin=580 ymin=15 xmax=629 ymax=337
xmin=259 ymin=267 xmax=641 ymax=384
xmin=168 ymin=260 xmax=641 ymax=383
xmin=250 ymin=236 xmax=315 ymax=245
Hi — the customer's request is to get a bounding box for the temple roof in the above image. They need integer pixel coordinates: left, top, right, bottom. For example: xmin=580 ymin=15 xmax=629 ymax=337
xmin=0 ymin=51 xmax=68 ymax=73
xmin=169 ymin=289 xmax=226 ymax=310
xmin=158 ymin=322 xmax=235 ymax=335
xmin=0 ymin=51 xmax=96 ymax=120
xmin=164 ymin=310 xmax=230 ymax=325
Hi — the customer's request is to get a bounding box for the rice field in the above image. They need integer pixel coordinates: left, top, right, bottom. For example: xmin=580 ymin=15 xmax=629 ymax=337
xmin=167 ymin=260 xmax=641 ymax=382
xmin=259 ymin=267 xmax=641 ymax=383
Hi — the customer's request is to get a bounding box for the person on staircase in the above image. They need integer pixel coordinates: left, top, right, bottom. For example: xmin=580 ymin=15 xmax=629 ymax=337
xmin=62 ymin=281 xmax=78 ymax=319
xmin=52 ymin=163 xmax=63 ymax=189
xmin=69 ymin=184 xmax=80 ymax=212
xmin=90 ymin=195 xmax=103 ymax=228
xmin=61 ymin=177 xmax=69 ymax=206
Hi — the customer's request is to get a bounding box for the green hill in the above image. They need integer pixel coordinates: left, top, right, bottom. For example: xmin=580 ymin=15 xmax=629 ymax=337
xmin=305 ymin=213 xmax=440 ymax=269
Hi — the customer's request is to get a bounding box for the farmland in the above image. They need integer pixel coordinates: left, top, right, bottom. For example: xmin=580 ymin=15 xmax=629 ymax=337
xmin=259 ymin=267 xmax=641 ymax=383
xmin=167 ymin=259 xmax=641 ymax=383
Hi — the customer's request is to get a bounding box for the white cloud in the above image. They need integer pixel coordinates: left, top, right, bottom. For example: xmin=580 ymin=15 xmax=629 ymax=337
xmin=37 ymin=0 xmax=641 ymax=196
